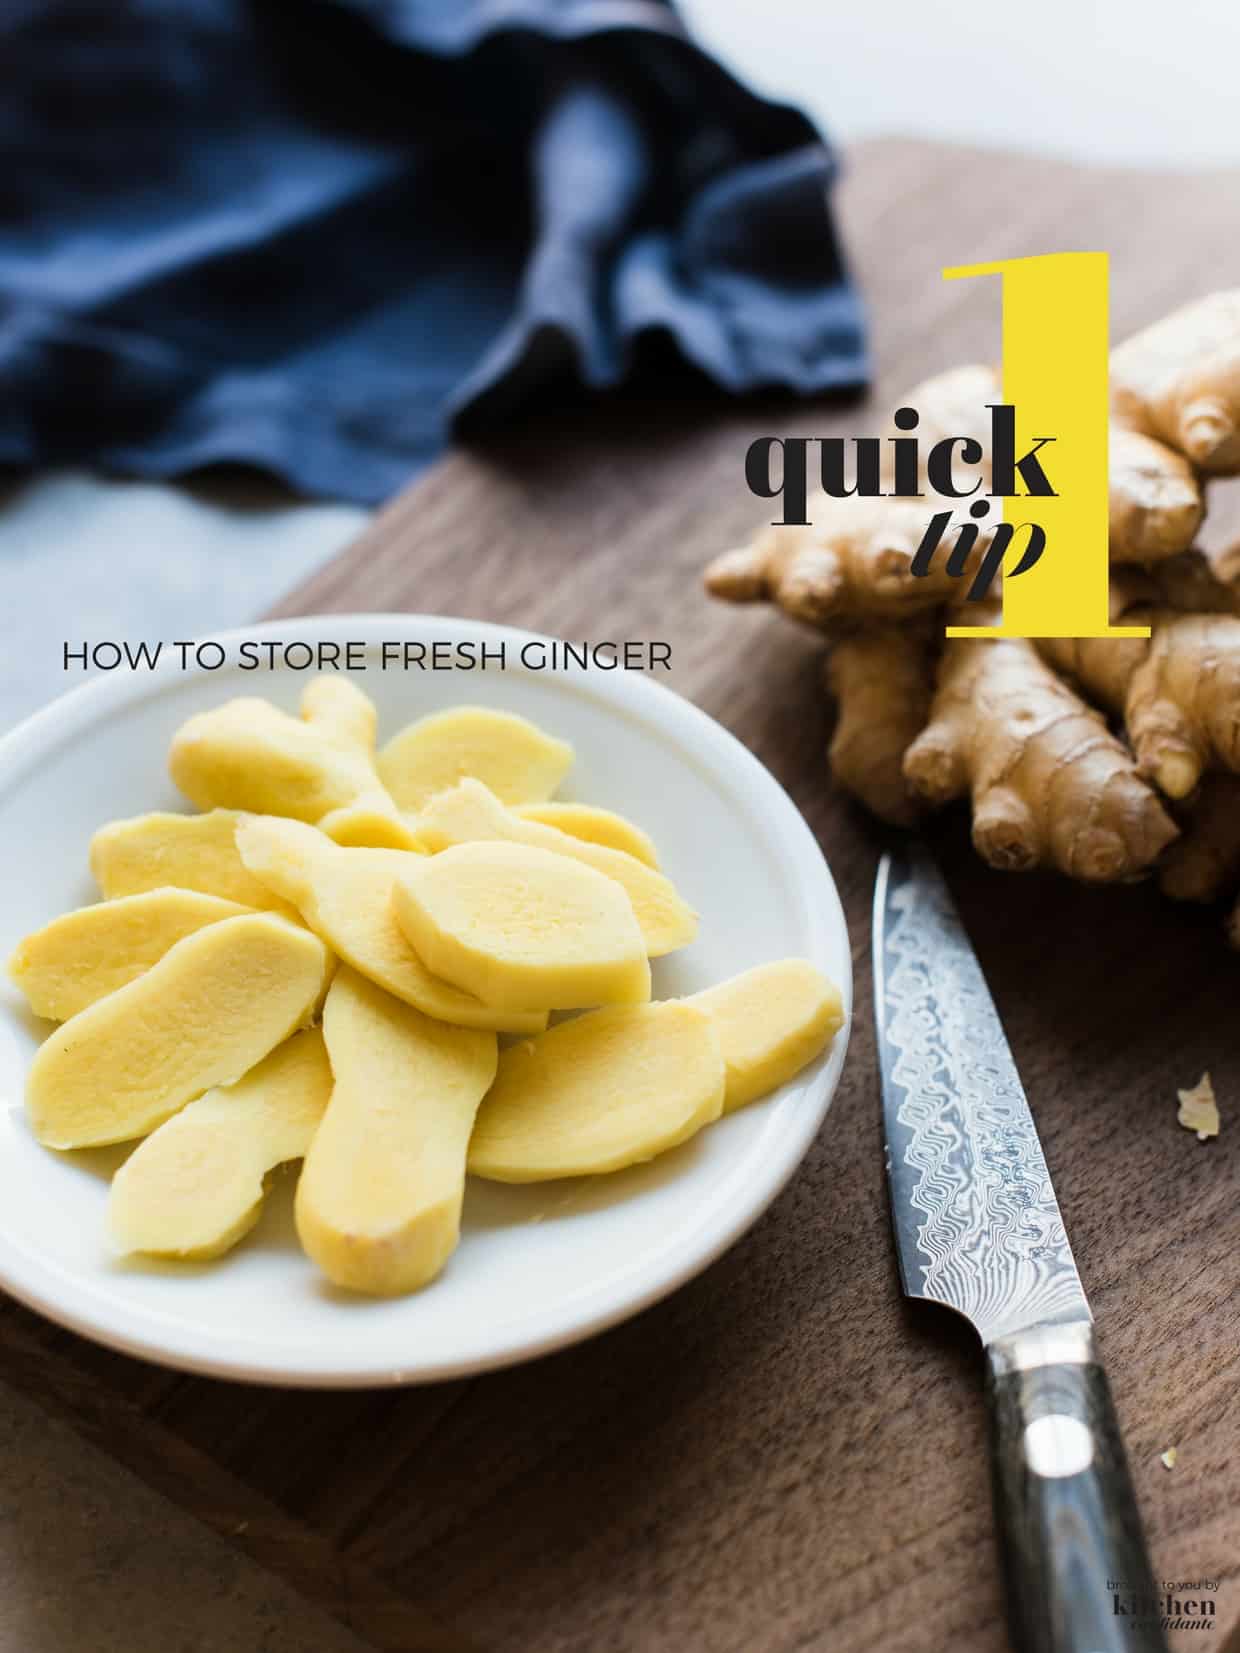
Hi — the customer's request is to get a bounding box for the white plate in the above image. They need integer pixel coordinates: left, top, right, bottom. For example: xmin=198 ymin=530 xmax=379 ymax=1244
xmin=0 ymin=615 xmax=851 ymax=1387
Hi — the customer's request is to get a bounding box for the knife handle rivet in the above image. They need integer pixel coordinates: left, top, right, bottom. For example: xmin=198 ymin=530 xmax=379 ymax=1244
xmin=1022 ymin=1414 xmax=1094 ymax=1479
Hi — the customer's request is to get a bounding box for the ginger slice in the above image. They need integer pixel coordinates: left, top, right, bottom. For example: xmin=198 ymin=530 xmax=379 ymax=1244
xmin=687 ymin=960 xmax=844 ymax=1113
xmin=236 ymin=815 xmax=545 ymax=1034
xmin=826 ymin=626 xmax=935 ymax=827
xmin=8 ymin=887 xmax=250 ymax=1021
xmin=468 ymin=1003 xmax=725 ymax=1182
xmin=1112 ymin=290 xmax=1240 ymax=474
xmin=296 ymin=968 xmax=497 ymax=1296
xmin=300 ymin=675 xmax=377 ymax=750
xmin=378 ymin=705 xmax=573 ymax=812
xmin=169 ymin=676 xmax=420 ymax=851
xmin=393 ymin=841 xmax=650 ymax=1013
xmin=904 ymin=621 xmax=1178 ymax=881
xmin=302 ymin=678 xmax=427 ymax=850
xmin=26 ymin=913 xmax=331 ymax=1149
xmin=514 ymin=802 xmax=659 ymax=867
xmin=90 ymin=809 xmax=301 ymax=921
xmin=109 ymin=1027 xmax=332 ymax=1260
xmin=416 ymin=779 xmax=696 ymax=957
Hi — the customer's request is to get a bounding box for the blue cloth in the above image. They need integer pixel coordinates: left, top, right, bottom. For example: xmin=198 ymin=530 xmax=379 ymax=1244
xmin=0 ymin=1 xmax=867 ymax=505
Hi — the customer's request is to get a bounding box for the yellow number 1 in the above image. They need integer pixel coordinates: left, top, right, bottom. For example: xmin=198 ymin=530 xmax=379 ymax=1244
xmin=943 ymin=253 xmax=1148 ymax=641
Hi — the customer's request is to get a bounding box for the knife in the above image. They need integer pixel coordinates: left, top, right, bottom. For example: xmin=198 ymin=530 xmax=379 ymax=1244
xmin=873 ymin=846 xmax=1168 ymax=1653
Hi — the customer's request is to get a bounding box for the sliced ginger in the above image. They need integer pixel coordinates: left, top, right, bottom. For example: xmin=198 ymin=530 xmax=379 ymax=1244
xmin=22 ymin=679 xmax=853 ymax=1292
xmin=236 ymin=815 xmax=546 ymax=1034
xmin=8 ymin=887 xmax=249 ymax=1021
xmin=468 ymin=1003 xmax=725 ymax=1181
xmin=379 ymin=705 xmax=573 ymax=812
xmin=393 ymin=841 xmax=651 ymax=1012
xmin=515 ymin=801 xmax=659 ymax=867
xmin=169 ymin=677 xmax=421 ymax=851
xmin=687 ymin=960 xmax=844 ymax=1113
xmin=296 ymin=968 xmax=496 ymax=1296
xmin=109 ymin=1027 xmax=332 ymax=1260
xmin=416 ymin=779 xmax=696 ymax=956
xmin=90 ymin=809 xmax=301 ymax=921
xmin=26 ymin=913 xmax=331 ymax=1149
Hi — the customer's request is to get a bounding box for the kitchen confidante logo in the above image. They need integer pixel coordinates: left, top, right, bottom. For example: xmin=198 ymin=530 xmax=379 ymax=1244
xmin=1109 ymin=1576 xmax=1221 ymax=1634
xmin=744 ymin=252 xmax=1145 ymax=644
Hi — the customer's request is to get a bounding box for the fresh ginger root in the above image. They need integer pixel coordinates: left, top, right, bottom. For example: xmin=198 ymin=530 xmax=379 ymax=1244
xmin=706 ymin=351 xmax=1208 ymax=635
xmin=1108 ymin=427 xmax=1204 ymax=563
xmin=1039 ymin=557 xmax=1240 ymax=800
xmin=1112 ymin=290 xmax=1240 ymax=474
xmin=704 ymin=296 xmax=1240 ymax=920
xmin=904 ymin=611 xmax=1178 ymax=880
xmin=1160 ymin=774 xmax=1240 ymax=903
xmin=889 ymin=363 xmax=1202 ymax=562
xmin=704 ymin=496 xmax=985 ymax=627
xmin=825 ymin=626 xmax=934 ymax=827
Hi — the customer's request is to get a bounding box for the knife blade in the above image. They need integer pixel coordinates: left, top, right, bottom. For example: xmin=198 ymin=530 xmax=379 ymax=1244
xmin=873 ymin=846 xmax=1167 ymax=1653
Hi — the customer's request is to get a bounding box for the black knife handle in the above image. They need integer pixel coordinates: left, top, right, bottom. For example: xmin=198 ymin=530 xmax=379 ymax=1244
xmin=986 ymin=1330 xmax=1168 ymax=1653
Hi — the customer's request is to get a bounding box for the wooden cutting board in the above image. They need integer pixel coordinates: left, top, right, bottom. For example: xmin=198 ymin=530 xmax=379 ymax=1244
xmin=4 ymin=140 xmax=1240 ymax=1653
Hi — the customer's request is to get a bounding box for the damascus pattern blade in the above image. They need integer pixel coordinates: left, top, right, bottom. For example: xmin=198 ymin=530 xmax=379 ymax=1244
xmin=873 ymin=848 xmax=1090 ymax=1346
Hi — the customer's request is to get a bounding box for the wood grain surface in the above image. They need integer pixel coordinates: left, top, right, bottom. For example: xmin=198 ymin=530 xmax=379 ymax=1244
xmin=4 ymin=140 xmax=1240 ymax=1653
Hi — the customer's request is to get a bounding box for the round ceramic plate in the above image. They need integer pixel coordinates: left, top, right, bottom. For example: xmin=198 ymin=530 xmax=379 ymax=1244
xmin=0 ymin=615 xmax=851 ymax=1386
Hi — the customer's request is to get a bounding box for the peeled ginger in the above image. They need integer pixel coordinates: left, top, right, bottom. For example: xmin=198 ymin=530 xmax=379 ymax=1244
xmin=687 ymin=960 xmax=843 ymax=1112
xmin=90 ymin=809 xmax=301 ymax=920
xmin=417 ymin=779 xmax=696 ymax=956
xmin=169 ymin=677 xmax=420 ymax=850
xmin=9 ymin=888 xmax=249 ymax=1021
xmin=296 ymin=968 xmax=497 ymax=1296
xmin=109 ymin=1028 xmax=332 ymax=1260
xmin=236 ymin=815 xmax=546 ymax=1034
xmin=514 ymin=801 xmax=659 ymax=867
xmin=378 ymin=705 xmax=572 ymax=811
xmin=393 ymin=840 xmax=651 ymax=1012
xmin=26 ymin=913 xmax=331 ymax=1148
xmin=468 ymin=1002 xmax=725 ymax=1181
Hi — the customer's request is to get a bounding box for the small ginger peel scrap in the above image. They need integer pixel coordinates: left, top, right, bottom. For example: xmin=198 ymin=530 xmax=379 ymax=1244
xmin=1177 ymin=1073 xmax=1220 ymax=1141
